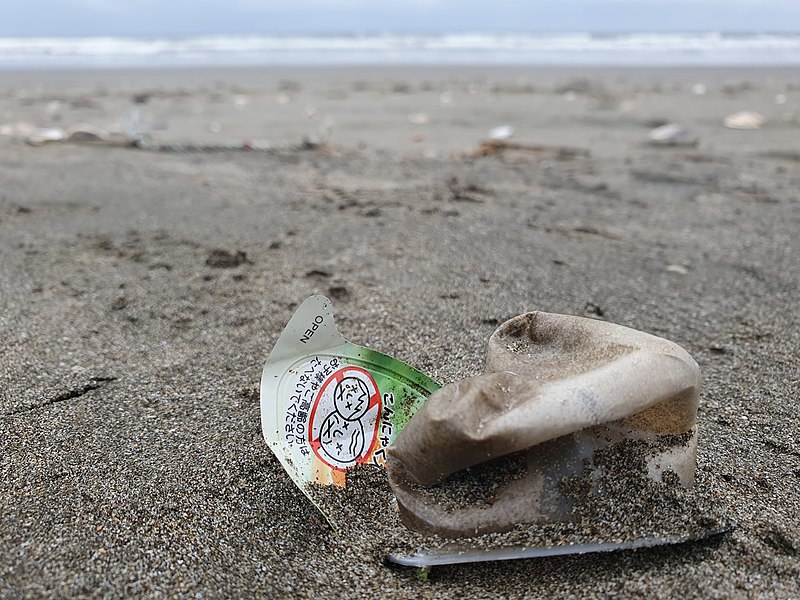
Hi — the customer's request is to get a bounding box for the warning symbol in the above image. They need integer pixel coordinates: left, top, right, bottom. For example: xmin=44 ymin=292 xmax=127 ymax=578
xmin=308 ymin=366 xmax=381 ymax=470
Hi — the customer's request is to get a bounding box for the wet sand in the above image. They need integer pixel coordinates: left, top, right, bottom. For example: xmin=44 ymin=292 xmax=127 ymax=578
xmin=1 ymin=66 xmax=798 ymax=598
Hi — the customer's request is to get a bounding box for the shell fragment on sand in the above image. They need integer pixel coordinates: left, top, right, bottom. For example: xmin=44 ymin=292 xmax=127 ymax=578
xmin=648 ymin=122 xmax=698 ymax=147
xmin=387 ymin=312 xmax=701 ymax=537
xmin=1 ymin=122 xmax=140 ymax=147
xmin=0 ymin=121 xmax=37 ymax=139
xmin=25 ymin=127 xmax=66 ymax=146
xmin=69 ymin=124 xmax=138 ymax=147
xmin=488 ymin=125 xmax=514 ymax=140
xmin=723 ymin=110 xmax=766 ymax=130
xmin=408 ymin=112 xmax=429 ymax=125
xmin=66 ymin=123 xmax=136 ymax=146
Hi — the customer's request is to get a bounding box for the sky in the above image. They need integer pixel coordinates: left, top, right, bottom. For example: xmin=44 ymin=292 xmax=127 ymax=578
xmin=1 ymin=0 xmax=799 ymax=37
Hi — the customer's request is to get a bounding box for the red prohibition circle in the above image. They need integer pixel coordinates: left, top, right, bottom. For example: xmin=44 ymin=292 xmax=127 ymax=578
xmin=308 ymin=366 xmax=382 ymax=471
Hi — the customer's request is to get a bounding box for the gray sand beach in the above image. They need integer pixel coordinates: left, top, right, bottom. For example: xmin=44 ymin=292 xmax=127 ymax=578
xmin=1 ymin=66 xmax=799 ymax=598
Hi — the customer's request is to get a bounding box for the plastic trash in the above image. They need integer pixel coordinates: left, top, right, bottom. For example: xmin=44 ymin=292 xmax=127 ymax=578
xmin=387 ymin=528 xmax=728 ymax=567
xmin=723 ymin=110 xmax=766 ymax=130
xmin=387 ymin=311 xmax=700 ymax=537
xmin=260 ymin=295 xmax=439 ymax=526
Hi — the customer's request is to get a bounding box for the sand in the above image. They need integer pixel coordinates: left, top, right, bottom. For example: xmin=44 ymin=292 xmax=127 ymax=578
xmin=0 ymin=65 xmax=798 ymax=598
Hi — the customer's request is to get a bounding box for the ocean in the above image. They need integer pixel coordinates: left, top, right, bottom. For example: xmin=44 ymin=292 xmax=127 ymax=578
xmin=1 ymin=32 xmax=799 ymax=68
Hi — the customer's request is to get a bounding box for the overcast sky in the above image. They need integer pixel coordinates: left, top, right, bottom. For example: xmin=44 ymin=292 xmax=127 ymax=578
xmin=2 ymin=0 xmax=799 ymax=37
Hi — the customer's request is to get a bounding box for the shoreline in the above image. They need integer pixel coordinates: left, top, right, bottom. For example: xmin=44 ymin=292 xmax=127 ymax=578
xmin=2 ymin=63 xmax=800 ymax=75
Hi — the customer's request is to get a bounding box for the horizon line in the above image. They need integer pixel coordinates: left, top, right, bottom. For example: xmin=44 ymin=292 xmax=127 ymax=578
xmin=2 ymin=30 xmax=800 ymax=39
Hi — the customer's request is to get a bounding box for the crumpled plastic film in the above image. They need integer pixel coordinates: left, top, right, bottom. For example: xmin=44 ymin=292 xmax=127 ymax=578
xmin=387 ymin=311 xmax=700 ymax=537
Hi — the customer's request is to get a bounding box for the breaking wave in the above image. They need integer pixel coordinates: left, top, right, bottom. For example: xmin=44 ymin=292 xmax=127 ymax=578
xmin=1 ymin=32 xmax=800 ymax=68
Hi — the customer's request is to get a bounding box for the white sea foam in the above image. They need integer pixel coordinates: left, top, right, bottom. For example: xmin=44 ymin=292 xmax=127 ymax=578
xmin=1 ymin=33 xmax=799 ymax=68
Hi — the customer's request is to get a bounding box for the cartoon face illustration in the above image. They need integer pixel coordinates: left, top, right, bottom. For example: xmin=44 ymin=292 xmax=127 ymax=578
xmin=309 ymin=366 xmax=382 ymax=470
xmin=318 ymin=411 xmax=366 ymax=465
xmin=333 ymin=376 xmax=370 ymax=421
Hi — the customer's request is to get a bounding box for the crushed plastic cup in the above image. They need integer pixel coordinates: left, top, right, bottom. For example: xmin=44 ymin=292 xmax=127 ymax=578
xmin=387 ymin=311 xmax=701 ymax=537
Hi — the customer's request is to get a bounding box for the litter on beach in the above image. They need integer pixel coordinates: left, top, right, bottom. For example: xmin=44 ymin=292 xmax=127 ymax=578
xmin=388 ymin=311 xmax=701 ymax=537
xmin=387 ymin=528 xmax=729 ymax=568
xmin=261 ymin=297 xmax=724 ymax=567
xmin=260 ymin=295 xmax=439 ymax=526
